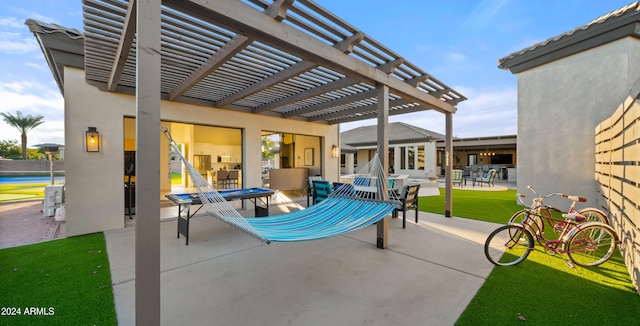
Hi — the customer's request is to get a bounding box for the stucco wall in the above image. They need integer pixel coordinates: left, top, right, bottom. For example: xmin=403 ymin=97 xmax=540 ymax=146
xmin=517 ymin=38 xmax=640 ymax=206
xmin=63 ymin=67 xmax=339 ymax=236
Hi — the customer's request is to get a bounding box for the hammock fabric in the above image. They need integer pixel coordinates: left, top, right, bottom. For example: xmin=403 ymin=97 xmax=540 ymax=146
xmin=162 ymin=127 xmax=399 ymax=244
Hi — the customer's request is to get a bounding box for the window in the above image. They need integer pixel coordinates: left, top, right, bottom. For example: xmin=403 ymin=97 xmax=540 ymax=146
xmin=407 ymin=146 xmax=415 ymax=169
xmin=417 ymin=145 xmax=424 ymax=170
xmin=468 ymin=154 xmax=477 ymax=166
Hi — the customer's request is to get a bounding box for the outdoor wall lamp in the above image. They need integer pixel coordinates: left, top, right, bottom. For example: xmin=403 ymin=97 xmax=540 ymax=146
xmin=86 ymin=127 xmax=100 ymax=152
xmin=331 ymin=145 xmax=339 ymax=158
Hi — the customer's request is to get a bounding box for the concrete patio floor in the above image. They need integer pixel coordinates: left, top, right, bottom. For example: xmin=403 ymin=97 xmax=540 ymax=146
xmin=105 ymin=196 xmax=501 ymax=325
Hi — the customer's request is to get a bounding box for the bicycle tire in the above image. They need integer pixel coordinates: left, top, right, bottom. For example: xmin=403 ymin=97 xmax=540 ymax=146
xmin=565 ymin=222 xmax=617 ymax=267
xmin=578 ymin=208 xmax=609 ymax=225
xmin=508 ymin=208 xmax=546 ymax=236
xmin=485 ymin=225 xmax=534 ymax=266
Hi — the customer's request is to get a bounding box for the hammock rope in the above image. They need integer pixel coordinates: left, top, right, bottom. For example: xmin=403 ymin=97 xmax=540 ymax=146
xmin=161 ymin=127 xmax=399 ymax=244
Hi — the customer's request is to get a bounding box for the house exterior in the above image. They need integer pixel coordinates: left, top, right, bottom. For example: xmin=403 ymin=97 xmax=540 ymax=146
xmin=341 ymin=122 xmax=442 ymax=178
xmin=437 ymin=135 xmax=517 ymax=181
xmin=498 ymin=2 xmax=640 ymax=205
xmin=342 ymin=122 xmax=517 ymax=180
xmin=499 ymin=2 xmax=640 ymax=293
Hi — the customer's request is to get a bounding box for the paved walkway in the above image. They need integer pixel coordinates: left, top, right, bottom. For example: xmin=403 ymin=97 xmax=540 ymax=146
xmin=0 ymin=200 xmax=66 ymax=249
xmin=105 ymin=194 xmax=501 ymax=325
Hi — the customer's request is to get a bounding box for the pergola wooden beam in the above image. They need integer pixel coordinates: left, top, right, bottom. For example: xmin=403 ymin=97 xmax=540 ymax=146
xmin=307 ymin=97 xmax=411 ymax=121
xmin=217 ymin=31 xmax=365 ymax=108
xmin=252 ymin=77 xmax=358 ymax=113
xmin=107 ymin=0 xmax=136 ymax=92
xmin=169 ymin=34 xmax=252 ymax=101
xmin=282 ymin=88 xmax=376 ymax=118
xmin=162 ymin=0 xmax=456 ymax=114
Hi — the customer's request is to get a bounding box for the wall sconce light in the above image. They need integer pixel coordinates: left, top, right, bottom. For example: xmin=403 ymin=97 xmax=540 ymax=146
xmin=86 ymin=127 xmax=100 ymax=152
xmin=331 ymin=145 xmax=339 ymax=158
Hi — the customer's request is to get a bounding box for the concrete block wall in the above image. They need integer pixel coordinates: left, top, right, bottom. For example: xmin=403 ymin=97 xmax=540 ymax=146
xmin=0 ymin=160 xmax=65 ymax=176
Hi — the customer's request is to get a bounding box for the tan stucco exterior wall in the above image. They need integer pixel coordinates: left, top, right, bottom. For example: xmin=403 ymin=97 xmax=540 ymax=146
xmin=63 ymin=67 xmax=339 ymax=236
xmin=516 ymin=37 xmax=640 ymax=205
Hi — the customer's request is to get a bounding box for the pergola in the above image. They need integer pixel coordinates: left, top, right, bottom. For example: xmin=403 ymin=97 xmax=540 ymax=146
xmin=80 ymin=0 xmax=466 ymax=322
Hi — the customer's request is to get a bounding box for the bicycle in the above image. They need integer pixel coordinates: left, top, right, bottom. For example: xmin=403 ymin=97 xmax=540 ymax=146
xmin=484 ymin=192 xmax=619 ymax=267
xmin=508 ymin=185 xmax=609 ymax=237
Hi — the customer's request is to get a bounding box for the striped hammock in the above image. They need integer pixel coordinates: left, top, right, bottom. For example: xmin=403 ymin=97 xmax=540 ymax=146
xmin=162 ymin=127 xmax=399 ymax=244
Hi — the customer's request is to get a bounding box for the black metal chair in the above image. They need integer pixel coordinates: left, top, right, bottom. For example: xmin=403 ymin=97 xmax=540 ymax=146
xmin=311 ymin=180 xmax=332 ymax=204
xmin=306 ymin=176 xmax=323 ymax=206
xmin=392 ymin=184 xmax=421 ymax=229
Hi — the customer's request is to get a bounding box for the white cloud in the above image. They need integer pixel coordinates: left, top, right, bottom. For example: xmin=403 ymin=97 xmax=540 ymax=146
xmin=450 ymin=85 xmax=517 ymax=137
xmin=463 ymin=0 xmax=510 ymax=30
xmin=0 ymin=79 xmax=64 ymax=147
xmin=0 ymin=17 xmax=23 ymax=28
xmin=0 ymin=30 xmax=38 ymax=54
xmin=340 ymin=85 xmax=517 ymax=138
xmin=24 ymin=62 xmax=45 ymax=70
xmin=446 ymin=51 xmax=468 ymax=63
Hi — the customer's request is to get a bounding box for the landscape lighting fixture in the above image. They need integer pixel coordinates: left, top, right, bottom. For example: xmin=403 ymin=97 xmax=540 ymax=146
xmin=86 ymin=127 xmax=100 ymax=152
xmin=331 ymin=145 xmax=339 ymax=158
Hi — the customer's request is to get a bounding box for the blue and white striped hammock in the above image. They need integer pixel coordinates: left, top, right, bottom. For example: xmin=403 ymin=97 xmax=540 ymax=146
xmin=162 ymin=127 xmax=399 ymax=244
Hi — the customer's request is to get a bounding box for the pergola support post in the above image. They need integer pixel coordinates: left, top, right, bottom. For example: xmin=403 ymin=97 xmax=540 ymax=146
xmin=444 ymin=112 xmax=453 ymax=217
xmin=135 ymin=0 xmax=161 ymax=324
xmin=376 ymin=83 xmax=390 ymax=248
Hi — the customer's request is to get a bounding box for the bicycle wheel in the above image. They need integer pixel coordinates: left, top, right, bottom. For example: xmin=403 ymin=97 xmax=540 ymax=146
xmin=485 ymin=225 xmax=534 ymax=266
xmin=508 ymin=208 xmax=546 ymax=236
xmin=565 ymin=223 xmax=617 ymax=267
xmin=578 ymin=208 xmax=609 ymax=225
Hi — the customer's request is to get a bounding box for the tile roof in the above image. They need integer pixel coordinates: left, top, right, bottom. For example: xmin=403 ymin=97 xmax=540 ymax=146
xmin=498 ymin=1 xmax=640 ymax=72
xmin=341 ymin=122 xmax=444 ymax=146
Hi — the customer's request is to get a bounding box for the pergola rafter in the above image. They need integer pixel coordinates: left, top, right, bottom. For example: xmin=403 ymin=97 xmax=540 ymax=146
xmin=83 ymin=0 xmax=466 ymax=124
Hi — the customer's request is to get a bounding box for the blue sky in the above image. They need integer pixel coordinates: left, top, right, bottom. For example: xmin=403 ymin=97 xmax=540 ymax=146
xmin=0 ymin=0 xmax=634 ymax=147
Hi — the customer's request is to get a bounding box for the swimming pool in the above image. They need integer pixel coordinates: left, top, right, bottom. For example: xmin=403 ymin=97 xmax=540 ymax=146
xmin=0 ymin=176 xmax=65 ymax=184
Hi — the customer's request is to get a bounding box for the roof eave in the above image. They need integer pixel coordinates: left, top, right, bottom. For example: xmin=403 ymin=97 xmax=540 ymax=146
xmin=498 ymin=10 xmax=640 ymax=74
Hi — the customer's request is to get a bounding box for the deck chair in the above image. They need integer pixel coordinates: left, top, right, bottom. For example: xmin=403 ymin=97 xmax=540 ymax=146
xmin=353 ymin=176 xmax=371 ymax=186
xmin=392 ymin=184 xmax=421 ymax=229
xmin=311 ymin=180 xmax=332 ymax=204
xmin=452 ymin=169 xmax=464 ymax=187
xmin=306 ymin=176 xmax=323 ymax=206
xmin=475 ymin=169 xmax=497 ymax=187
xmin=332 ymin=182 xmax=356 ymax=197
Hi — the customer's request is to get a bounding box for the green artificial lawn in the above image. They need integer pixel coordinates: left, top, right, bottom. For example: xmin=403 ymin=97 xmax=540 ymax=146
xmin=417 ymin=188 xmax=640 ymax=325
xmin=0 ymin=233 xmax=116 ymax=325
xmin=171 ymin=171 xmax=182 ymax=185
xmin=0 ymin=184 xmax=47 ymax=202
xmin=419 ymin=188 xmax=521 ymax=224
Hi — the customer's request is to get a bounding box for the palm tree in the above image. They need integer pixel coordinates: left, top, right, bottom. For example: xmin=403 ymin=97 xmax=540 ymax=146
xmin=0 ymin=111 xmax=45 ymax=160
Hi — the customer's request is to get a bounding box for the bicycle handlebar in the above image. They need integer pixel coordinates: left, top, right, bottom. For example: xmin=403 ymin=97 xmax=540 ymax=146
xmin=522 ymin=186 xmax=588 ymax=208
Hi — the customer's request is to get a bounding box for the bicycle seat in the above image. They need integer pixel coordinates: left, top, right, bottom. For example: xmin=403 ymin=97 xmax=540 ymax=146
xmin=562 ymin=194 xmax=587 ymax=202
xmin=562 ymin=213 xmax=586 ymax=222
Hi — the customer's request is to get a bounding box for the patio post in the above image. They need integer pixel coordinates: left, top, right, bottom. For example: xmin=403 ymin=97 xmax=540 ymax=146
xmin=445 ymin=112 xmax=453 ymax=217
xmin=135 ymin=0 xmax=161 ymax=324
xmin=376 ymin=83 xmax=390 ymax=248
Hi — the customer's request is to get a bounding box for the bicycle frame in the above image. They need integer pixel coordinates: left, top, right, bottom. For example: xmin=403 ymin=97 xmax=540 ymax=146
xmin=486 ymin=188 xmax=618 ymax=267
xmin=512 ymin=208 xmax=581 ymax=255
